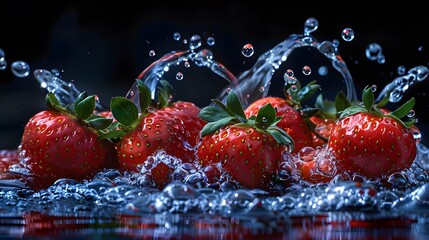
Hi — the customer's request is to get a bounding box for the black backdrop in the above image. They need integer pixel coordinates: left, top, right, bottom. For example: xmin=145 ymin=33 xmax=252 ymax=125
xmin=1 ymin=1 xmax=429 ymax=149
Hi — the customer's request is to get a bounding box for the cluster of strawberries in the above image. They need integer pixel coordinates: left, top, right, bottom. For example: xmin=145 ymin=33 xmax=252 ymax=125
xmin=0 ymin=78 xmax=419 ymax=191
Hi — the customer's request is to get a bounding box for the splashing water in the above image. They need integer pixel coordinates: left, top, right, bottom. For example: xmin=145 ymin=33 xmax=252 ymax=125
xmin=1 ymin=18 xmax=429 ymax=238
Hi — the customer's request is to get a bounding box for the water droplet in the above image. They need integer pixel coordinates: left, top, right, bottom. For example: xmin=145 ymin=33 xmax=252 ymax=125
xmin=365 ymin=43 xmax=382 ymax=61
xmin=304 ymin=17 xmax=319 ymax=35
xmin=418 ymin=46 xmax=423 ymax=51
xmin=397 ymin=65 xmax=406 ymax=75
xmin=285 ymin=69 xmax=294 ymax=77
xmin=176 ymin=72 xmax=184 ymax=81
xmin=370 ymin=85 xmax=377 ymax=92
xmin=341 ymin=28 xmax=355 ymax=41
xmin=261 ymin=116 xmax=268 ymax=122
xmin=149 ymin=50 xmax=156 ymax=57
xmin=302 ymin=65 xmax=312 ymax=75
xmin=207 ymin=36 xmax=215 ymax=46
xmin=377 ymin=55 xmax=386 ymax=64
xmin=411 ymin=126 xmax=422 ymax=144
xmin=184 ymin=61 xmax=190 ymax=68
xmin=290 ymin=85 xmax=298 ymax=92
xmin=11 ymin=61 xmax=30 ymax=78
xmin=0 ymin=48 xmax=6 ymax=70
xmin=407 ymin=109 xmax=415 ymax=118
xmin=183 ymin=39 xmax=188 ymax=44
xmin=189 ymin=34 xmax=202 ymax=50
xmin=241 ymin=43 xmax=254 ymax=57
xmin=318 ymin=66 xmax=328 ymax=76
xmin=173 ymin=32 xmax=181 ymax=41
xmin=259 ymin=86 xmax=265 ymax=92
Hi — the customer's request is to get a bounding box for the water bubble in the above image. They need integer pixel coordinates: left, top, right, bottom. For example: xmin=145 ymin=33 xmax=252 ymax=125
xmin=0 ymin=48 xmax=6 ymax=70
xmin=176 ymin=72 xmax=184 ymax=81
xmin=302 ymin=65 xmax=312 ymax=75
xmin=207 ymin=36 xmax=215 ymax=46
xmin=318 ymin=66 xmax=328 ymax=76
xmin=149 ymin=50 xmax=156 ymax=57
xmin=189 ymin=34 xmax=202 ymax=50
xmin=397 ymin=65 xmax=406 ymax=75
xmin=365 ymin=43 xmax=382 ymax=61
xmin=377 ymin=55 xmax=386 ymax=64
xmin=341 ymin=28 xmax=355 ymax=41
xmin=241 ymin=43 xmax=254 ymax=57
xmin=304 ymin=17 xmax=319 ymax=35
xmin=11 ymin=61 xmax=30 ymax=78
xmin=173 ymin=32 xmax=181 ymax=41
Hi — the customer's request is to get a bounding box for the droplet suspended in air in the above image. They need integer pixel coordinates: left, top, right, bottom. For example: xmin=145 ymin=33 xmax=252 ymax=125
xmin=285 ymin=69 xmax=294 ymax=77
xmin=11 ymin=61 xmax=30 ymax=78
xmin=365 ymin=43 xmax=382 ymax=61
xmin=149 ymin=50 xmax=156 ymax=57
xmin=173 ymin=32 xmax=181 ymax=41
xmin=318 ymin=66 xmax=328 ymax=76
xmin=0 ymin=48 xmax=6 ymax=70
xmin=302 ymin=65 xmax=312 ymax=75
xmin=184 ymin=61 xmax=190 ymax=68
xmin=207 ymin=36 xmax=215 ymax=46
xmin=370 ymin=84 xmax=377 ymax=92
xmin=407 ymin=109 xmax=415 ymax=118
xmin=418 ymin=46 xmax=423 ymax=52
xmin=304 ymin=17 xmax=319 ymax=35
xmin=341 ymin=28 xmax=355 ymax=41
xmin=397 ymin=65 xmax=406 ymax=75
xmin=176 ymin=72 xmax=184 ymax=81
xmin=189 ymin=34 xmax=202 ymax=50
xmin=241 ymin=43 xmax=254 ymax=57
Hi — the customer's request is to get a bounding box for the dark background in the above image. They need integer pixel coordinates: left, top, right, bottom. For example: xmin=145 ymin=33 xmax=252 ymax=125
xmin=1 ymin=1 xmax=429 ymax=149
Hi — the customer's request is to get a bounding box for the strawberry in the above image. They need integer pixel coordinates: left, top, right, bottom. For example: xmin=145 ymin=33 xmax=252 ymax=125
xmin=19 ymin=92 xmax=118 ymax=189
xmin=100 ymin=80 xmax=193 ymax=179
xmin=244 ymin=80 xmax=321 ymax=153
xmin=156 ymin=80 xmax=206 ymax=148
xmin=197 ymin=89 xmax=293 ymax=190
xmin=327 ymin=86 xmax=418 ymax=180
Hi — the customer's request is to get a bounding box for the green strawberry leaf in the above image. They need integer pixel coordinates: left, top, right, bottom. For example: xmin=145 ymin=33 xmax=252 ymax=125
xmin=157 ymin=79 xmax=174 ymax=108
xmin=334 ymin=91 xmax=352 ymax=112
xmin=362 ymin=86 xmax=374 ymax=111
xmin=98 ymin=129 xmax=126 ymax=140
xmin=74 ymin=92 xmax=88 ymax=108
xmin=110 ymin=97 xmax=139 ymax=127
xmin=226 ymin=90 xmax=247 ymax=122
xmin=338 ymin=106 xmax=365 ymax=120
xmin=255 ymin=103 xmax=276 ymax=130
xmin=200 ymin=116 xmax=237 ymax=137
xmin=198 ymin=106 xmax=231 ymax=122
xmin=390 ymin=97 xmax=415 ymax=119
xmin=88 ymin=117 xmax=113 ymax=130
xmin=267 ymin=126 xmax=294 ymax=151
xmin=297 ymin=80 xmax=320 ymax=103
xmin=136 ymin=80 xmax=152 ymax=113
xmin=75 ymin=95 xmax=96 ymax=120
xmin=301 ymin=108 xmax=319 ymax=118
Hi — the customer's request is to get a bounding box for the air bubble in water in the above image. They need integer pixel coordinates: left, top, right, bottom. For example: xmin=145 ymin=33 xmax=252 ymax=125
xmin=341 ymin=28 xmax=355 ymax=41
xmin=176 ymin=72 xmax=184 ymax=81
xmin=207 ymin=36 xmax=215 ymax=46
xmin=189 ymin=34 xmax=202 ymax=50
xmin=397 ymin=65 xmax=406 ymax=75
xmin=365 ymin=43 xmax=382 ymax=61
xmin=11 ymin=61 xmax=30 ymax=78
xmin=149 ymin=50 xmax=156 ymax=57
xmin=241 ymin=43 xmax=254 ymax=57
xmin=302 ymin=65 xmax=312 ymax=75
xmin=173 ymin=32 xmax=181 ymax=41
xmin=0 ymin=48 xmax=6 ymax=70
xmin=304 ymin=17 xmax=319 ymax=35
xmin=318 ymin=66 xmax=328 ymax=76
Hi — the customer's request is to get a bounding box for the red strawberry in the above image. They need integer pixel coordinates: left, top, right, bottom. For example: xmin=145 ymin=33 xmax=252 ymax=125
xmin=20 ymin=92 xmax=118 ymax=189
xmin=328 ymin=86 xmax=418 ymax=179
xmin=100 ymin=80 xmax=193 ymax=180
xmin=197 ymin=89 xmax=293 ymax=189
xmin=245 ymin=96 xmax=313 ymax=153
xmin=156 ymin=80 xmax=206 ymax=148
xmin=310 ymin=116 xmax=335 ymax=147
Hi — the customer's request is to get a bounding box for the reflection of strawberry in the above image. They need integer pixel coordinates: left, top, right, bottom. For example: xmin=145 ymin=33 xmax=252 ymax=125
xmin=100 ymin=80 xmax=193 ymax=176
xmin=328 ymin=86 xmax=418 ymax=179
xmin=20 ymin=92 xmax=118 ymax=189
xmin=197 ymin=90 xmax=293 ymax=189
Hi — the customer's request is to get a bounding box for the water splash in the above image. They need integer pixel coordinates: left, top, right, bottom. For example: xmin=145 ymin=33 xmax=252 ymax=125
xmin=376 ymin=65 xmax=429 ymax=103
